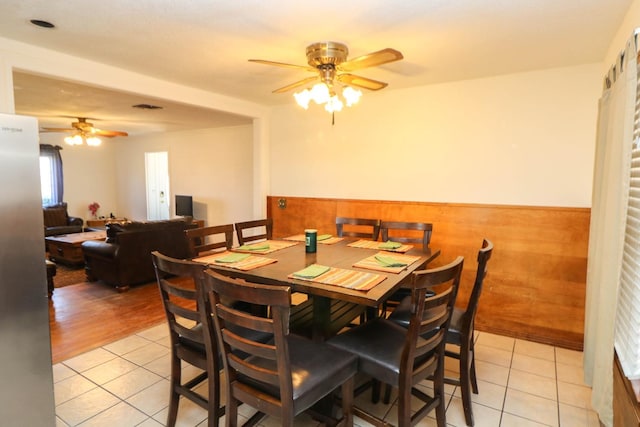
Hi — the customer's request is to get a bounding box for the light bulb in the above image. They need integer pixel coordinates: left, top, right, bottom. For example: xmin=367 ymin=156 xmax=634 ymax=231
xmin=86 ymin=137 xmax=102 ymax=146
xmin=325 ymin=96 xmax=343 ymax=113
xmin=310 ymin=83 xmax=330 ymax=104
xmin=294 ymin=89 xmax=311 ymax=109
xmin=343 ymin=86 xmax=362 ymax=107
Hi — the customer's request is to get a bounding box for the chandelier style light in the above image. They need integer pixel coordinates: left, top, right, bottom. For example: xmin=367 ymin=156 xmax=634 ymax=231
xmin=64 ymin=132 xmax=101 ymax=147
xmin=294 ymin=83 xmax=362 ymax=113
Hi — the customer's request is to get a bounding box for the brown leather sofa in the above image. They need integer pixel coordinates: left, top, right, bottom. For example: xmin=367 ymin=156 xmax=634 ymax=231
xmin=81 ymin=218 xmax=196 ymax=291
xmin=43 ymin=203 xmax=84 ymax=236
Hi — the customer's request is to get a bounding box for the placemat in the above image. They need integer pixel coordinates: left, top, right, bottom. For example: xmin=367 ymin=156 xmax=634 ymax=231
xmin=347 ymin=239 xmax=413 ymax=253
xmin=288 ymin=264 xmax=385 ymax=291
xmin=231 ymin=239 xmax=299 ymax=254
xmin=353 ymin=251 xmax=422 ymax=274
xmin=194 ymin=251 xmax=277 ymax=271
xmin=282 ymin=234 xmax=344 ymax=245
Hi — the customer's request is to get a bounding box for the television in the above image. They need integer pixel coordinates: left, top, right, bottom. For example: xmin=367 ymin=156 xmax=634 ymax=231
xmin=175 ymin=194 xmax=193 ymax=217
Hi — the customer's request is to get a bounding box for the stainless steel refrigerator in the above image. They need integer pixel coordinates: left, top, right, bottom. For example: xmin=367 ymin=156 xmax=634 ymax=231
xmin=0 ymin=113 xmax=55 ymax=424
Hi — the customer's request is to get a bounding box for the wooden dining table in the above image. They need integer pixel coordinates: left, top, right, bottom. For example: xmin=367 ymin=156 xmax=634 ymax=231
xmin=200 ymin=237 xmax=440 ymax=340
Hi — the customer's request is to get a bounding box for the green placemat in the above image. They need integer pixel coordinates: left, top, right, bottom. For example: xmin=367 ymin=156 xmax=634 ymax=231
xmin=237 ymin=243 xmax=270 ymax=251
xmin=374 ymin=255 xmax=407 ymax=267
xmin=292 ymin=264 xmax=331 ymax=279
xmin=215 ymin=253 xmax=251 ymax=263
xmin=379 ymin=241 xmax=402 ymax=250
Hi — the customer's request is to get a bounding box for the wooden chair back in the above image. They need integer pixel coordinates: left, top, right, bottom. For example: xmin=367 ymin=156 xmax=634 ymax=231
xmin=185 ymin=224 xmax=234 ymax=257
xmin=202 ymin=269 xmax=357 ymax=426
xmin=151 ymin=251 xmax=223 ymax=426
xmin=380 ymin=220 xmax=433 ymax=250
xmin=335 ymin=217 xmax=381 ymax=240
xmin=234 ymin=218 xmax=273 ymax=245
xmin=462 ymin=239 xmax=493 ymax=331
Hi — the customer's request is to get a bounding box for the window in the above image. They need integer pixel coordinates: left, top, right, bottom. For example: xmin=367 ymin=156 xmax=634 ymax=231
xmin=39 ymin=144 xmax=64 ymax=206
xmin=614 ymin=48 xmax=640 ymax=380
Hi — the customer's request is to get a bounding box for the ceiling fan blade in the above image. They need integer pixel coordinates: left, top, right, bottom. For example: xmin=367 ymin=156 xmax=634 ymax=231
xmin=273 ymin=76 xmax=320 ymax=94
xmin=338 ymin=48 xmax=403 ymax=72
xmin=337 ymin=74 xmax=388 ymax=91
xmin=40 ymin=127 xmax=74 ymax=133
xmin=92 ymin=129 xmax=128 ymax=137
xmin=249 ymin=59 xmax=316 ymax=72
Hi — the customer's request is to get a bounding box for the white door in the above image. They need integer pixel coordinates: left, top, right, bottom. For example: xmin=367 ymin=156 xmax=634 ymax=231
xmin=145 ymin=151 xmax=170 ymax=220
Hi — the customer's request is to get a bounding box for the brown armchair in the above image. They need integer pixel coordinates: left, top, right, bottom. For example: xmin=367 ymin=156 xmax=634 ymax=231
xmin=43 ymin=203 xmax=83 ymax=237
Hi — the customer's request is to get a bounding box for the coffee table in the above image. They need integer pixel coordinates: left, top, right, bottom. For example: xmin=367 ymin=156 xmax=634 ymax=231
xmin=46 ymin=230 xmax=107 ymax=265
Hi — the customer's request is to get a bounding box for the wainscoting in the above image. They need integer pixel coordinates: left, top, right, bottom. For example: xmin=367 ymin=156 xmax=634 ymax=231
xmin=267 ymin=196 xmax=589 ymax=350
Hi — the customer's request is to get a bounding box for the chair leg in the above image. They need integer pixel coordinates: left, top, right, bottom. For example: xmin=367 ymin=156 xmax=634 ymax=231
xmin=397 ymin=380 xmax=412 ymax=427
xmin=383 ymin=383 xmax=392 ymax=405
xmin=207 ymin=371 xmax=221 ymax=427
xmin=166 ymin=355 xmax=181 ymax=427
xmin=371 ymin=379 xmax=381 ymax=404
xmin=470 ymin=339 xmax=479 ymax=394
xmin=342 ymin=377 xmax=354 ymax=426
xmin=459 ymin=342 xmax=474 ymax=427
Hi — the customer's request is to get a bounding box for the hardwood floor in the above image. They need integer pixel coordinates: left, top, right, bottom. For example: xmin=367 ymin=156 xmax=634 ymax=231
xmin=49 ymin=280 xmax=166 ymax=364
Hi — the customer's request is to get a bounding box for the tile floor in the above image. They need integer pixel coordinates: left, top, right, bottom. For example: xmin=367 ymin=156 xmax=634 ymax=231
xmin=53 ymin=325 xmax=600 ymax=426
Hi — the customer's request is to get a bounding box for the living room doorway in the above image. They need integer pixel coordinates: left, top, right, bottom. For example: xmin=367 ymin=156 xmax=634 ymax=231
xmin=145 ymin=151 xmax=170 ymax=220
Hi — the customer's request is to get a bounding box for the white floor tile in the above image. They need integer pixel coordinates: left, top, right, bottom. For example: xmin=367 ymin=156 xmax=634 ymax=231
xmin=52 ymin=363 xmax=77 ymax=383
xmin=54 ymin=325 xmax=599 ymax=427
xmin=63 ymin=348 xmax=117 ymax=373
xmin=475 ymin=360 xmax=510 ymax=386
xmin=101 ymin=367 xmax=163 ymax=400
xmin=77 ymin=401 xmax=148 ymax=426
xmin=54 ymin=374 xmax=98 ymax=406
xmin=125 ymin=377 xmax=171 ymax=416
xmin=475 ymin=343 xmax=513 ymax=368
xmin=81 ymin=357 xmax=139 ymax=385
xmin=557 ymin=381 xmax=593 ymax=409
xmin=514 ymin=339 xmax=555 ymax=361
xmin=56 ymin=387 xmax=121 ymax=426
xmin=503 ymin=388 xmax=559 ymax=426
xmin=507 ymin=369 xmax=557 ymax=401
xmin=556 ymin=362 xmax=587 ymax=386
xmin=476 ymin=332 xmax=515 ymax=352
xmin=511 ymin=353 xmax=556 ymax=379
xmin=120 ymin=341 xmax=170 ymax=365
xmin=555 ymin=347 xmax=583 ymax=368
xmin=103 ymin=334 xmax=154 ymax=356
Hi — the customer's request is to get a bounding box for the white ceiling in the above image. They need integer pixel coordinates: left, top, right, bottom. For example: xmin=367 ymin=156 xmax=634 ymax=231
xmin=0 ymin=0 xmax=633 ymax=135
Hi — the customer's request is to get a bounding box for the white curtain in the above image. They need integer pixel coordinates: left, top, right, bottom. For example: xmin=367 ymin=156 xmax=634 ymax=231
xmin=584 ymin=31 xmax=638 ymax=427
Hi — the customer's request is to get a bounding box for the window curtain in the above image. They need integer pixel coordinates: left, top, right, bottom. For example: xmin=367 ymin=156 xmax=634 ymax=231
xmin=583 ymin=31 xmax=638 ymax=426
xmin=39 ymin=144 xmax=64 ymax=205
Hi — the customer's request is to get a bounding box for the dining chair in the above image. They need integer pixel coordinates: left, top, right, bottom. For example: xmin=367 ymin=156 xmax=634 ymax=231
xmin=234 ymin=218 xmax=273 ymax=245
xmin=388 ymin=239 xmax=493 ymax=427
xmin=327 ymin=256 xmax=464 ymax=427
xmin=185 ymin=223 xmax=234 ymax=257
xmin=151 ymin=251 xmax=224 ymax=427
xmin=202 ymin=268 xmax=358 ymax=427
xmin=380 ymin=220 xmax=433 ymax=249
xmin=379 ymin=221 xmax=434 ymax=315
xmin=335 ymin=216 xmax=381 ymax=240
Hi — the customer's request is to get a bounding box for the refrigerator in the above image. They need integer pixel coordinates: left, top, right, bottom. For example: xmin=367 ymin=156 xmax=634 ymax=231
xmin=0 ymin=113 xmax=55 ymax=424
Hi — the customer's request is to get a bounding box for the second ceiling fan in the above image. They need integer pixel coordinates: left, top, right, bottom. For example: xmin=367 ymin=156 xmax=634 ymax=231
xmin=41 ymin=117 xmax=128 ymax=146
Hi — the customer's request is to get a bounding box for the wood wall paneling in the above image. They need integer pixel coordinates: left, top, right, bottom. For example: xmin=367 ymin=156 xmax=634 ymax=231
xmin=268 ymin=196 xmax=589 ymax=350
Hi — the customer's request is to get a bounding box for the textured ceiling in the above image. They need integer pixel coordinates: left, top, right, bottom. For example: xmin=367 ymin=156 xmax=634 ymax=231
xmin=0 ymin=0 xmax=633 ymax=135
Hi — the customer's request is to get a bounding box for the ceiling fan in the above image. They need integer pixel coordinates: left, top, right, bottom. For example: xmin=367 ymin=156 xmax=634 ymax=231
xmin=249 ymin=41 xmax=403 ymax=114
xmin=41 ymin=117 xmax=128 ymax=146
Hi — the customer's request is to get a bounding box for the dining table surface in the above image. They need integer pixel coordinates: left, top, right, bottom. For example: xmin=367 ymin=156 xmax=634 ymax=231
xmin=196 ymin=236 xmax=441 ymax=340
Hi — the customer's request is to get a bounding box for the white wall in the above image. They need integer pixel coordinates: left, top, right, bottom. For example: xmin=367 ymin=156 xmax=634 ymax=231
xmin=269 ymin=63 xmax=602 ymax=207
xmin=113 ymin=125 xmax=254 ymax=226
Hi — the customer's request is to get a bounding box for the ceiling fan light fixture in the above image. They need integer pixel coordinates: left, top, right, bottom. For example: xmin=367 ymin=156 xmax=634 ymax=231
xmin=294 ymin=90 xmax=311 ymax=109
xmin=343 ymin=86 xmax=362 ymax=107
xmin=86 ymin=136 xmax=102 ymax=146
xmin=64 ymin=134 xmax=82 ymax=146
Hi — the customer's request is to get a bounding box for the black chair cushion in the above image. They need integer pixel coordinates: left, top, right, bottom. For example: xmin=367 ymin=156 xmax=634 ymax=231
xmin=327 ymin=319 xmax=409 ymax=386
xmin=387 ymin=296 xmax=448 ymax=331
xmin=241 ymin=334 xmax=357 ymax=413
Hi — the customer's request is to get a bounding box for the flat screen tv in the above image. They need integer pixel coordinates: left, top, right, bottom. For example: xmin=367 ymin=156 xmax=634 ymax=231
xmin=175 ymin=194 xmax=193 ymax=217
